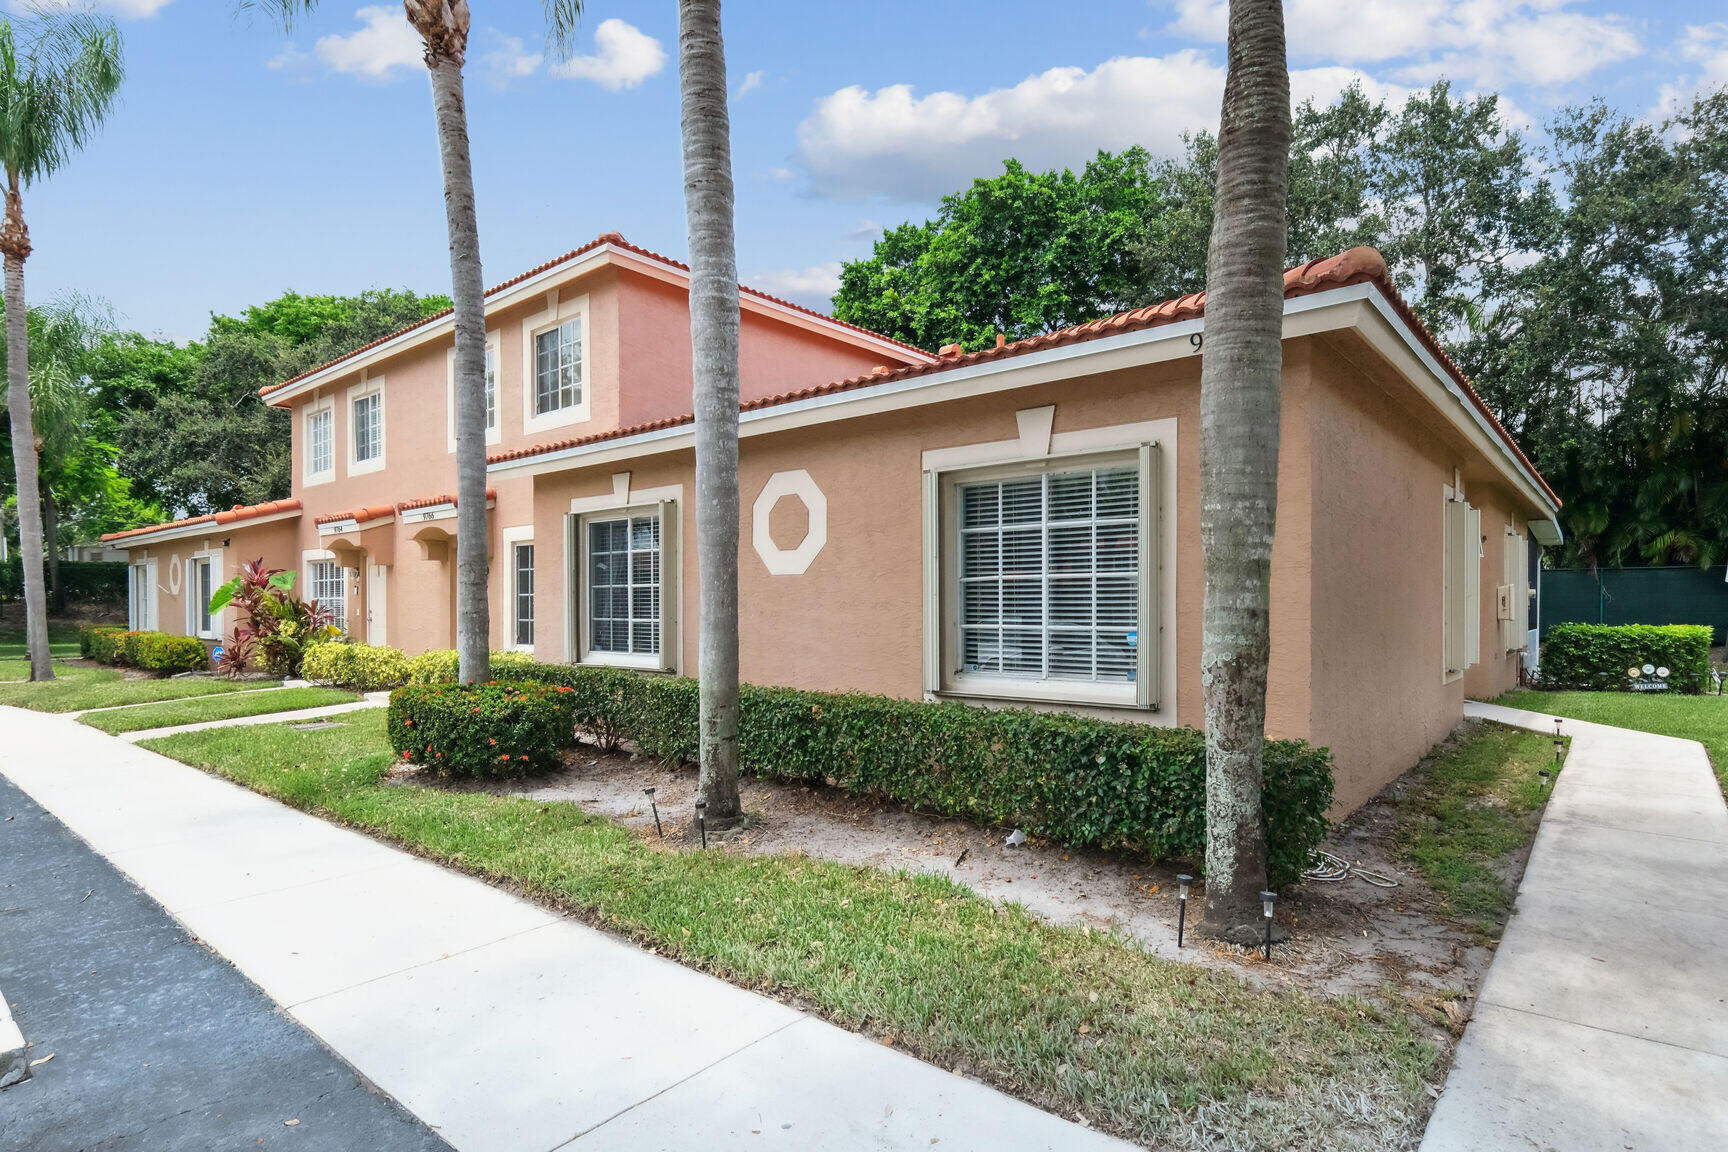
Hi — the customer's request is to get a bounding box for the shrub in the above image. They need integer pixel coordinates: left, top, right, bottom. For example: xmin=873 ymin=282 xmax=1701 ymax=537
xmin=133 ymin=632 xmax=210 ymax=674
xmin=114 ymin=630 xmax=150 ymax=666
xmin=302 ymin=641 xmax=409 ymax=690
xmin=1539 ymin=623 xmax=1713 ymax=693
xmin=79 ymin=624 xmax=126 ymax=660
xmin=386 ymin=681 xmax=578 ymax=778
xmin=484 ymin=662 xmax=1334 ymax=886
xmin=404 ymin=648 xmax=542 ymax=685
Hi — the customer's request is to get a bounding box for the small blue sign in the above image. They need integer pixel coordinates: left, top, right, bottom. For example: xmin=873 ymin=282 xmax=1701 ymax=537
xmin=1126 ymin=631 xmax=1138 ymax=648
xmin=211 ymin=646 xmax=226 ymax=663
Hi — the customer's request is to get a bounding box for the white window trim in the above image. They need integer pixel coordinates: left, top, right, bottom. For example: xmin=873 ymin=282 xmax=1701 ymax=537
xmin=129 ymin=558 xmax=158 ymax=632
xmin=186 ymin=549 xmax=223 ymax=640
xmin=303 ymin=394 xmax=335 ymax=486
xmin=501 ymin=524 xmax=535 ymax=653
xmin=302 ymin=549 xmax=351 ymax=634
xmin=922 ymin=416 xmax=1175 ymax=721
xmin=346 ymin=376 xmax=386 ymax=475
xmin=564 ymin=479 xmax=681 ymax=671
xmin=447 ymin=330 xmax=503 ymax=452
xmin=522 ymin=293 xmax=591 ymax=435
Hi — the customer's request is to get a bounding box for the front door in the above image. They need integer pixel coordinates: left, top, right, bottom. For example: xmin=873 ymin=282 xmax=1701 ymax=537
xmin=366 ymin=563 xmax=388 ymax=646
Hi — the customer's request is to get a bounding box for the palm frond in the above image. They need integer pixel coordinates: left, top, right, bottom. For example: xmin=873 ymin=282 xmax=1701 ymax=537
xmin=0 ymin=5 xmax=123 ymax=185
xmin=234 ymin=0 xmax=322 ymax=35
xmin=540 ymin=0 xmax=584 ymax=59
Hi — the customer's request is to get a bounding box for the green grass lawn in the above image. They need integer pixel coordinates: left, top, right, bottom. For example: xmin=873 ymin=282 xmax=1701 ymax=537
xmin=1497 ymin=688 xmax=1728 ymax=793
xmin=80 ymin=687 xmax=361 ymax=735
xmin=0 ymin=622 xmax=83 ymax=660
xmin=1391 ymin=722 xmax=1558 ymax=941
xmin=144 ymin=712 xmax=1439 ymax=1149
xmin=0 ymin=663 xmax=281 ymax=712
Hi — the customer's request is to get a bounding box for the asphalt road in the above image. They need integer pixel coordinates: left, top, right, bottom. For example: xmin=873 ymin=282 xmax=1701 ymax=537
xmin=0 ymin=772 xmax=452 ymax=1152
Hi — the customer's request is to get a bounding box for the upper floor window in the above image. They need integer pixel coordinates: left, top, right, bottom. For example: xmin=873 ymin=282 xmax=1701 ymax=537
xmin=354 ymin=392 xmax=383 ymax=462
xmin=447 ymin=341 xmax=499 ymax=451
xmin=534 ymin=317 xmax=583 ymax=416
xmin=305 ymin=403 xmax=333 ymax=483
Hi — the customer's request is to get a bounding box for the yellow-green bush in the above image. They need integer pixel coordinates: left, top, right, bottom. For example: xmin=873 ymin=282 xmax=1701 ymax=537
xmin=404 ymin=648 xmax=541 ymax=685
xmin=301 ymin=641 xmax=409 ymax=690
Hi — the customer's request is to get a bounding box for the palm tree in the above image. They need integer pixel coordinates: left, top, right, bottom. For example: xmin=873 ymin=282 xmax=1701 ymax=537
xmin=1196 ymin=0 xmax=1291 ymax=943
xmin=252 ymin=2 xmax=583 ymax=685
xmin=677 ymin=0 xmax=742 ymax=826
xmin=0 ymin=8 xmax=123 ymax=682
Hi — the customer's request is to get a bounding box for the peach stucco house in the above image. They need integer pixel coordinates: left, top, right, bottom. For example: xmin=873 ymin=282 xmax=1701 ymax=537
xmin=105 ymin=236 xmax=1559 ymax=809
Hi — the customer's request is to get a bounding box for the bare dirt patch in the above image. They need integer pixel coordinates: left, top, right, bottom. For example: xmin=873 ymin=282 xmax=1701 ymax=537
xmin=424 ymin=726 xmax=1514 ymax=1039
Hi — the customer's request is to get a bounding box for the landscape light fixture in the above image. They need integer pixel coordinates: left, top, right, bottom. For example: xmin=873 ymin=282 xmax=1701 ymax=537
xmin=696 ymin=800 xmax=708 ymax=849
xmin=644 ymin=787 xmax=662 ymax=837
xmin=1260 ymin=891 xmax=1278 ymax=962
xmin=1538 ymin=768 xmax=1552 ymax=791
xmin=1176 ymin=874 xmax=1193 ymax=948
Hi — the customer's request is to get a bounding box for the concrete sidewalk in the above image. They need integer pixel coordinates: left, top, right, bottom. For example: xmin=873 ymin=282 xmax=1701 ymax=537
xmin=111 ymin=691 xmax=390 ymax=742
xmin=0 ymin=707 xmax=1129 ymax=1152
xmin=1420 ymin=701 xmax=1728 ymax=1152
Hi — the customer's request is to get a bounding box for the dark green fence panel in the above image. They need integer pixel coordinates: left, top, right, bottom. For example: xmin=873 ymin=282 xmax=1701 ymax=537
xmin=0 ymin=558 xmax=129 ymax=603
xmin=1542 ymin=566 xmax=1728 ymax=644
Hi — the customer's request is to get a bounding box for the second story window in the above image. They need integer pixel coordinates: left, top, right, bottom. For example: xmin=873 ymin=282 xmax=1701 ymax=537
xmin=352 ymin=387 xmax=384 ymax=470
xmin=534 ymin=317 xmax=583 ymax=415
xmin=484 ymin=345 xmax=498 ymax=430
xmin=305 ymin=405 xmax=333 ymax=481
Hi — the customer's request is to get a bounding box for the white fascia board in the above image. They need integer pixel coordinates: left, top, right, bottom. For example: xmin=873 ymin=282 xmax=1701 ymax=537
xmin=107 ymin=509 xmax=302 ymax=550
xmin=268 ymin=243 xmax=930 ymax=408
xmin=490 ymin=283 xmax=1561 ymax=532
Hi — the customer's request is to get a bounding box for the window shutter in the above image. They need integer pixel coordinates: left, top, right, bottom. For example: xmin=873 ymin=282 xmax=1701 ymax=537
xmin=1136 ymin=442 xmax=1159 ymax=710
xmin=1465 ymin=506 xmax=1482 ymax=667
xmin=656 ymin=500 xmax=680 ymax=673
xmin=921 ymin=470 xmax=941 ymax=695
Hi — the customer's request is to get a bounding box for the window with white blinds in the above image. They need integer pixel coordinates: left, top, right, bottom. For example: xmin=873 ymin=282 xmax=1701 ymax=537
xmin=309 ymin=560 xmax=347 ymax=633
xmin=957 ymin=465 xmax=1140 ymax=684
xmin=587 ymin=513 xmax=660 ymax=657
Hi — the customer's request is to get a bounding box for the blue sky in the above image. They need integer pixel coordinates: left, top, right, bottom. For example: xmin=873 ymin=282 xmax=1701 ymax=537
xmin=20 ymin=0 xmax=1728 ymax=342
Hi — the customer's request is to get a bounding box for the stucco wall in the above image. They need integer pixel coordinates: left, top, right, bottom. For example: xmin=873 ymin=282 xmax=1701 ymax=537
xmin=125 ymin=517 xmax=299 ymax=645
xmin=1464 ymin=486 xmax=1531 ymax=700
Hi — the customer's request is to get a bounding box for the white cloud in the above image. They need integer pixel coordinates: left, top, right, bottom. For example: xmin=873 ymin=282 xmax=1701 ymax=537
xmin=1164 ymin=0 xmax=1639 ymax=89
xmin=312 ymin=5 xmax=423 ymax=81
xmin=795 ymin=51 xmax=1410 ymax=201
xmin=746 ymin=261 xmax=843 ymax=307
xmin=736 ymin=69 xmax=766 ymax=98
xmin=551 ymin=18 xmax=665 ymax=91
xmin=1655 ymin=24 xmax=1728 ymax=118
xmin=479 ymin=31 xmax=543 ymax=85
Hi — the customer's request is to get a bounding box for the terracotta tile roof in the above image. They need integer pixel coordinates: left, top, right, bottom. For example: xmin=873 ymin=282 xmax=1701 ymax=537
xmin=313 ymin=504 xmax=396 ymax=527
xmin=100 ymin=498 xmax=303 ymax=544
xmin=395 ymin=489 xmax=496 ymax=513
xmin=485 ymin=247 xmax=1558 ymax=508
xmin=259 ymin=232 xmax=928 ymax=402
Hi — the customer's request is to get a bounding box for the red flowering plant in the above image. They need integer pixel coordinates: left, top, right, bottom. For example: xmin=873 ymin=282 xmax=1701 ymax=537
xmin=386 ymin=681 xmax=577 ymax=778
xmin=208 ymin=558 xmax=340 ymax=677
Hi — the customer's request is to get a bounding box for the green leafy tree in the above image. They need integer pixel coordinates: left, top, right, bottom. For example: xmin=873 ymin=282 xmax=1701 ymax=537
xmin=0 ymin=6 xmax=122 ymax=679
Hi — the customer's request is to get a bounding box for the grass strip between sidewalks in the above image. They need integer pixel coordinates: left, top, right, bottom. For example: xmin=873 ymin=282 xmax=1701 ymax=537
xmin=80 ymin=687 xmax=362 ymax=734
xmin=0 ymin=662 xmax=281 ymax=711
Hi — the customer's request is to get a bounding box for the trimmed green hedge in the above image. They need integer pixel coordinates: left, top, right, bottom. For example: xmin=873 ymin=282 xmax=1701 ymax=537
xmin=79 ymin=623 xmax=207 ymax=673
xmin=404 ymin=648 xmax=542 ymax=685
xmin=387 ymin=682 xmax=578 ymax=777
xmin=302 ymin=641 xmax=410 ymax=690
xmin=1 ymin=558 xmax=128 ymax=602
xmin=428 ymin=661 xmax=1334 ymax=886
xmin=133 ymin=632 xmax=209 ymax=674
xmin=1538 ymin=623 xmax=1713 ymax=692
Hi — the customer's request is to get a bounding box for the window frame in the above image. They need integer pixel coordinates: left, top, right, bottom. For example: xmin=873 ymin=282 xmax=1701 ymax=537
xmin=928 ymin=444 xmax=1159 ymax=710
xmin=186 ymin=552 xmax=220 ymax=640
xmin=306 ymin=554 xmax=349 ymax=635
xmin=129 ymin=559 xmax=157 ymax=632
xmin=446 ymin=332 xmax=502 ymax=452
xmin=500 ymin=524 xmax=535 ymax=652
xmin=1442 ymin=487 xmax=1482 ymax=682
xmin=522 ymin=295 xmax=590 ymax=434
xmin=569 ymin=498 xmax=679 ymax=672
xmin=303 ymin=396 xmax=335 ymax=486
xmin=347 ymin=377 xmax=386 ymax=475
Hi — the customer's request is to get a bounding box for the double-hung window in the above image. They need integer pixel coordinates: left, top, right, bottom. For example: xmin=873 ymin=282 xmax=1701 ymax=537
xmin=534 ymin=317 xmax=583 ymax=416
xmin=933 ymin=450 xmax=1156 ymax=708
xmin=575 ymin=503 xmax=677 ymax=668
xmin=484 ymin=345 xmax=498 ymax=431
xmin=305 ymin=405 xmax=333 ymax=482
xmin=309 ymin=560 xmax=347 ymax=633
xmin=188 ymin=556 xmax=215 ymax=638
xmin=353 ymin=391 xmax=383 ymax=465
xmin=447 ymin=343 xmax=499 ymax=450
xmin=512 ymin=543 xmax=534 ymax=648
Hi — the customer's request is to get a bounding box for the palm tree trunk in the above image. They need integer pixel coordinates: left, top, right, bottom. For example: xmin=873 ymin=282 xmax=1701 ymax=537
xmin=426 ymin=53 xmax=490 ymax=685
xmin=2 ymin=173 xmax=51 ymax=681
xmin=1197 ymin=0 xmax=1290 ymax=943
xmin=678 ymin=0 xmax=742 ymax=826
xmin=43 ymin=487 xmax=62 ymax=613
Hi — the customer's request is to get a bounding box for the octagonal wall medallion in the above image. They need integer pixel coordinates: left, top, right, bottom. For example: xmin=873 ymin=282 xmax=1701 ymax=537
xmin=751 ymin=469 xmax=827 ymax=576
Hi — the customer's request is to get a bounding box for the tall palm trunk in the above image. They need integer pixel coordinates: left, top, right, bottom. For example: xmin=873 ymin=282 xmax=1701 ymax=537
xmin=1197 ymin=0 xmax=1290 ymax=942
xmin=424 ymin=43 xmax=489 ymax=685
xmin=43 ymin=487 xmax=62 ymax=613
xmin=2 ymin=171 xmax=51 ymax=681
xmin=678 ymin=0 xmax=742 ymax=826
